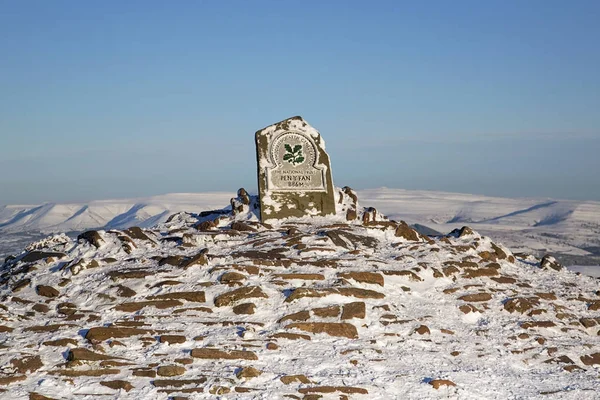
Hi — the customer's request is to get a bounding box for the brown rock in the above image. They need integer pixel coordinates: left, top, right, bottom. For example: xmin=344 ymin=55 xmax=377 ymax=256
xmin=589 ymin=301 xmax=600 ymax=311
xmin=159 ymin=335 xmax=186 ymax=344
xmin=233 ymin=303 xmax=256 ymax=315
xmin=21 ymin=251 xmax=66 ymax=263
xmin=108 ymin=269 xmax=154 ymax=280
xmin=231 ymin=221 xmax=256 ymax=232
xmin=152 ymin=378 xmax=207 ymax=387
xmin=279 ymin=310 xmax=311 ymax=323
xmin=210 ymin=386 xmax=231 ymax=395
xmin=341 ymin=302 xmax=366 ymax=320
xmin=271 ymin=332 xmax=311 ymax=341
xmin=338 ymin=271 xmax=384 ymax=286
xmin=236 ymin=367 xmax=262 ymax=379
xmin=77 ymin=230 xmax=104 ymax=247
xmin=0 ymin=325 xmax=14 ymax=333
xmin=157 ymin=365 xmax=186 ymax=377
xmin=196 ymin=219 xmax=216 ymax=231
xmin=286 ymin=322 xmax=358 ymax=339
xmin=458 ymin=293 xmax=492 ymax=302
xmin=429 ymin=379 xmax=456 ymax=389
xmin=100 ymin=380 xmax=134 ymax=392
xmin=275 ymin=273 xmax=325 ymax=281
xmin=459 ymin=304 xmax=481 ymax=314
xmin=395 ymin=221 xmax=422 ymax=241
xmin=491 ymin=243 xmax=508 ymax=260
xmin=580 ymin=318 xmax=597 ymax=328
xmin=220 ymin=271 xmax=247 ymax=283
xmin=191 ymin=348 xmax=258 ymax=360
xmin=147 ymin=291 xmax=206 ymax=302
xmin=266 ymin=342 xmax=279 ymax=350
xmin=280 ymin=375 xmax=312 ymax=384
xmin=540 ymin=255 xmax=562 ymax=271
xmin=346 ymin=209 xmax=357 ymax=221
xmin=32 ymin=303 xmax=50 ymax=313
xmin=535 ymin=292 xmax=557 ymax=300
xmin=182 ymin=251 xmax=208 ymax=268
xmin=580 ymin=353 xmax=600 ymax=366
xmin=285 ymin=287 xmax=384 ymax=303
xmin=43 ymin=338 xmax=78 ymax=347
xmin=214 ymin=286 xmax=268 ymax=307
xmin=382 ymin=270 xmax=422 ymax=281
xmin=463 ymin=267 xmax=499 ymax=279
xmin=490 ymin=276 xmax=517 ymax=284
xmin=312 ymin=306 xmax=340 ymax=318
xmin=48 ymin=369 xmax=120 ymax=377
xmin=0 ymin=375 xmax=26 ymax=385
xmin=124 ymin=226 xmax=154 ymax=241
xmin=521 ymin=321 xmax=556 ymax=329
xmin=504 ymin=297 xmax=540 ymax=314
xmin=67 ymin=348 xmax=122 ymax=362
xmin=29 ymin=393 xmax=57 ymax=400
xmin=85 ymin=327 xmax=153 ymax=342
xmin=415 ymin=325 xmax=430 ymax=335
xmin=36 ymin=285 xmax=59 ymax=298
xmin=298 ymin=386 xmax=368 ymax=394
xmin=12 ymin=278 xmax=31 ymax=293
xmin=115 ymin=299 xmax=183 ymax=312
xmin=10 ymin=355 xmax=43 ymax=373
xmin=116 ymin=285 xmax=136 ymax=297
xmin=132 ymin=369 xmax=156 ymax=378
xmin=158 ymin=255 xmax=185 ymax=266
xmin=24 ymin=324 xmax=77 ymax=333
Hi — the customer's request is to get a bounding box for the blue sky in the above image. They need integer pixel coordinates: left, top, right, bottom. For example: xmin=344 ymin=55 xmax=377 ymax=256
xmin=1 ymin=0 xmax=599 ymax=204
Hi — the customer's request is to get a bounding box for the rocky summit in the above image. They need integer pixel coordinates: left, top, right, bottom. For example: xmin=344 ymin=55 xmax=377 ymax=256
xmin=1 ymin=187 xmax=599 ymax=400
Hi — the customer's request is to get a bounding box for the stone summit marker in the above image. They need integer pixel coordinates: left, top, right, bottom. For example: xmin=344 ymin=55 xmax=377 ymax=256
xmin=255 ymin=116 xmax=336 ymax=222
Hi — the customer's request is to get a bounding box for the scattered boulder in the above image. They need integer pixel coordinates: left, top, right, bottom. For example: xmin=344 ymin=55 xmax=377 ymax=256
xmin=100 ymin=380 xmax=134 ymax=392
xmin=504 ymin=297 xmax=540 ymax=314
xmin=10 ymin=355 xmax=43 ymax=374
xmin=415 ymin=325 xmax=430 ymax=335
xmin=580 ymin=353 xmax=600 ymax=366
xmin=236 ymin=367 xmax=261 ymax=380
xmin=35 ymin=285 xmax=59 ymax=298
xmin=458 ymin=293 xmax=492 ymax=302
xmin=157 ymin=365 xmax=186 ymax=377
xmin=191 ymin=348 xmax=257 ymax=360
xmin=338 ymin=271 xmax=384 ymax=286
xmin=77 ymin=230 xmax=104 ymax=247
xmin=286 ymin=322 xmax=358 ymax=339
xmin=540 ymin=255 xmax=562 ymax=271
xmin=214 ymin=286 xmax=268 ymax=307
xmin=395 ymin=221 xmax=423 ymax=241
xmin=429 ymin=379 xmax=456 ymax=389
xmin=159 ymin=335 xmax=187 ymax=344
xmin=280 ymin=375 xmax=311 ymax=384
xmin=233 ymin=303 xmax=256 ymax=315
xmin=341 ymin=302 xmax=366 ymax=320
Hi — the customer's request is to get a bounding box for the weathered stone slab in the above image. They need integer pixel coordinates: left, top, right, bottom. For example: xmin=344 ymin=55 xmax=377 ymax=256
xmin=255 ymin=116 xmax=335 ymax=221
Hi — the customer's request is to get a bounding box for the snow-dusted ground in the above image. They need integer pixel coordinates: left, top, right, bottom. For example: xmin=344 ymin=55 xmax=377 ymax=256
xmin=2 ymin=188 xmax=600 ymax=266
xmin=1 ymin=188 xmax=599 ymax=399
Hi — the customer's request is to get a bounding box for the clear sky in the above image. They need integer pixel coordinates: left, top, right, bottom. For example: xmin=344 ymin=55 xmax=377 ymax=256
xmin=1 ymin=0 xmax=599 ymax=204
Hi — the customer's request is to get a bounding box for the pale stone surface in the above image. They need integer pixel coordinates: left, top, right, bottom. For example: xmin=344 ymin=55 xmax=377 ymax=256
xmin=255 ymin=116 xmax=336 ymax=221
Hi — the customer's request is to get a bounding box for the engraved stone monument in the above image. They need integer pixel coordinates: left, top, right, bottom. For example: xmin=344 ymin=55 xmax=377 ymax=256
xmin=255 ymin=116 xmax=336 ymax=222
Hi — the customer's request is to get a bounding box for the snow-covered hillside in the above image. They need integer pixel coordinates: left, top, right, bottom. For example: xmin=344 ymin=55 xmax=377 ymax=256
xmin=2 ymin=189 xmax=599 ymax=266
xmin=1 ymin=188 xmax=599 ymax=399
xmin=0 ymin=193 xmax=234 ymax=233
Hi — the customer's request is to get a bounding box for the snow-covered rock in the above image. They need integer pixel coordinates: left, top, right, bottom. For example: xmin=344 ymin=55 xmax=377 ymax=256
xmin=0 ymin=189 xmax=599 ymax=399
